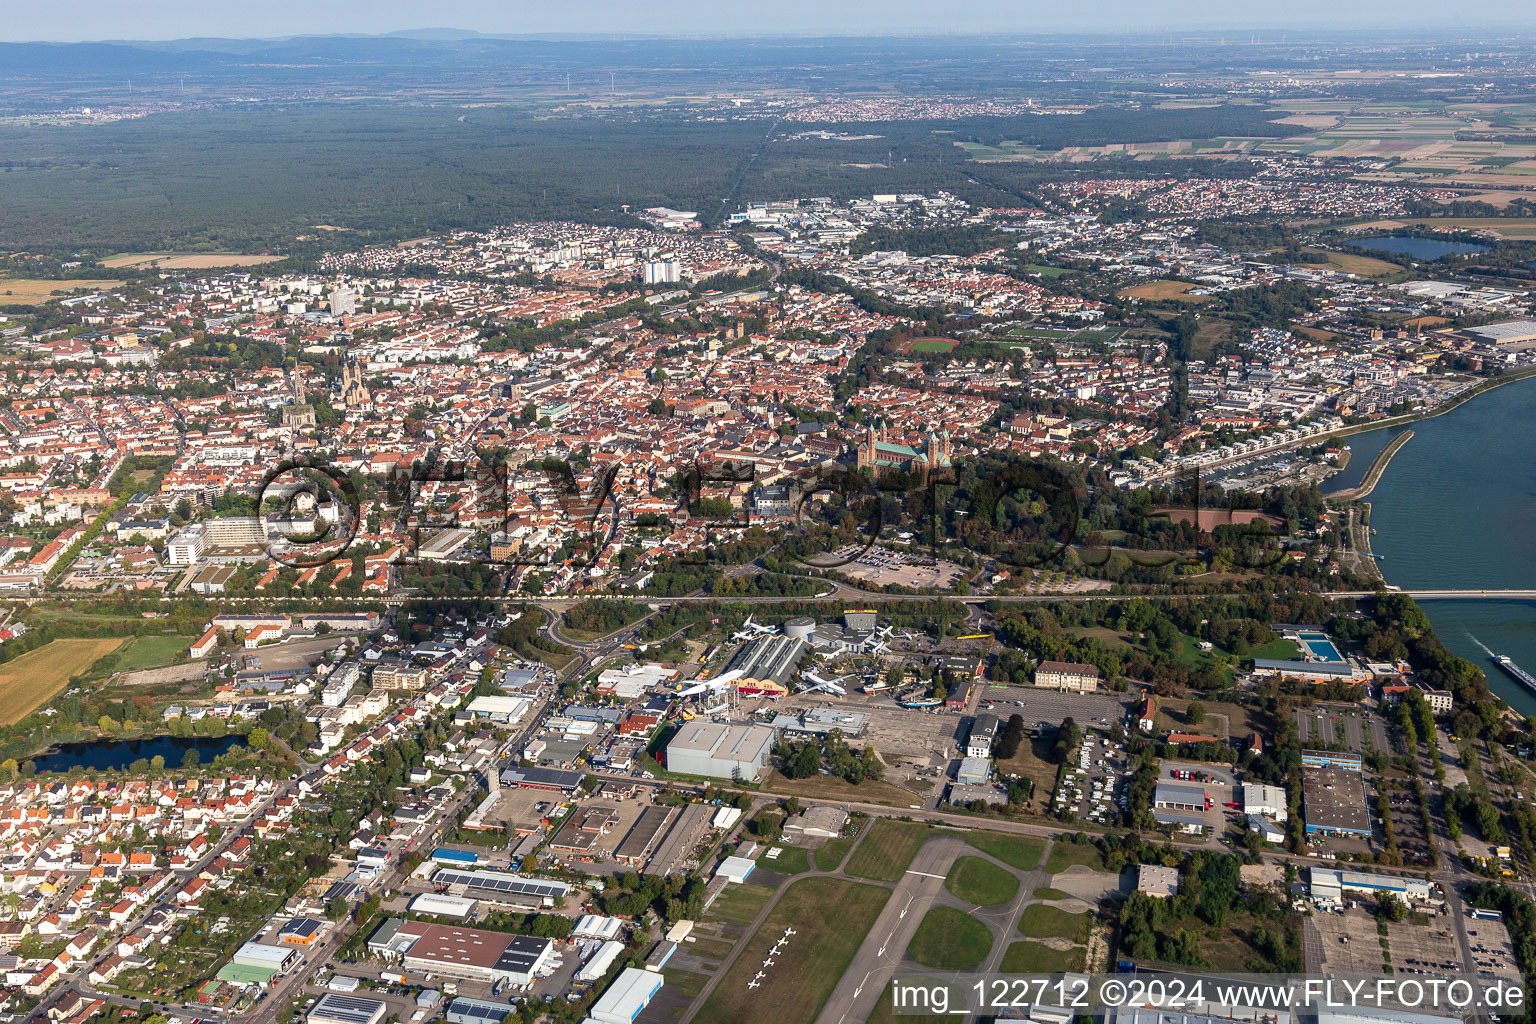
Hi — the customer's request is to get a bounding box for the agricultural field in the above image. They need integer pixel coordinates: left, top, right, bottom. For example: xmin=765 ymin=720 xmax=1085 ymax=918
xmin=845 ymin=819 xmax=930 ymax=881
xmin=100 ymin=252 xmax=287 ymax=269
xmin=1120 ymin=279 xmax=1210 ymax=303
xmin=695 ymin=877 xmax=890 ymax=1024
xmin=0 ymin=638 xmax=125 ymax=725
xmin=0 ymin=279 xmax=122 ymax=304
xmin=1299 ymin=248 xmax=1404 ymax=278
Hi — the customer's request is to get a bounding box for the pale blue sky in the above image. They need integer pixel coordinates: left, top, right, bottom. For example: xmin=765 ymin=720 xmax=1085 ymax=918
xmin=3 ymin=0 xmax=1533 ymax=43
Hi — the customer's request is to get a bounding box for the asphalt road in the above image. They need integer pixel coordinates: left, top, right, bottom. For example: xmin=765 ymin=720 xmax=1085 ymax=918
xmin=814 ymin=834 xmax=967 ymax=1024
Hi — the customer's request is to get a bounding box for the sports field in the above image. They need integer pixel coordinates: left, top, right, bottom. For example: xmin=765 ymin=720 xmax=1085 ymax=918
xmin=694 ymin=877 xmax=890 ymax=1024
xmin=906 ymin=336 xmax=959 ymax=354
xmin=0 ymin=638 xmax=125 ymax=725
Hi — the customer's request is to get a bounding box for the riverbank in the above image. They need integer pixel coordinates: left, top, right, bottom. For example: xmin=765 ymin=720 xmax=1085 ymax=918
xmin=1327 ymin=429 xmax=1414 ymax=500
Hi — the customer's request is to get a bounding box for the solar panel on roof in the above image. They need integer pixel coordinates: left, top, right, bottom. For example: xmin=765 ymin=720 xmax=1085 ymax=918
xmin=432 ymin=868 xmax=569 ymax=899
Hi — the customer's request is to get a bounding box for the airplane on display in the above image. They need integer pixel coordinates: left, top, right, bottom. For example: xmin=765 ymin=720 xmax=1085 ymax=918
xmin=869 ymin=640 xmax=891 ymax=655
xmin=801 ymin=671 xmax=850 ymax=696
xmin=876 ymin=625 xmax=894 ymax=638
xmin=732 ymin=615 xmax=777 ymax=641
xmin=674 ymin=668 xmax=745 ymax=698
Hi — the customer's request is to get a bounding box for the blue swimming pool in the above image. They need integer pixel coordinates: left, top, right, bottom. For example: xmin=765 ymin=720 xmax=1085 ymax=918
xmin=1298 ymin=631 xmax=1344 ymax=663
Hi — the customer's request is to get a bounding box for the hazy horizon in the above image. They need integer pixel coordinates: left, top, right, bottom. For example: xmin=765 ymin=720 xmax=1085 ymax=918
xmin=4 ymin=0 xmax=1535 ymax=45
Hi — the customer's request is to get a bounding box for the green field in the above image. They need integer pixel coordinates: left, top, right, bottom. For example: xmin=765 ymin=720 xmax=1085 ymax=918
xmin=844 ymin=819 xmax=930 ymax=882
xmin=945 ymin=856 xmax=1020 ymax=907
xmin=1018 ymin=903 xmax=1089 ymax=941
xmin=1043 ymin=841 xmax=1107 ymax=874
xmin=964 ymin=832 xmax=1045 ymax=871
xmin=763 ymin=845 xmax=812 ymax=875
xmin=908 ymin=338 xmax=959 ymax=353
xmin=907 ymin=906 xmax=995 ymax=971
xmin=1251 ymin=637 xmax=1302 ymax=660
xmin=106 ymin=635 xmax=201 ymax=674
xmin=1000 ymin=940 xmax=1086 ymax=973
xmin=703 ymin=881 xmax=775 ymax=927
xmin=696 ymin=877 xmax=891 ymax=1024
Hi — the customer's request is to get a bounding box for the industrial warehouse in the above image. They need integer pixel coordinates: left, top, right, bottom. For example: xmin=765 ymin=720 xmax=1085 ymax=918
xmin=367 ymin=920 xmax=556 ymax=988
xmin=1301 ymin=749 xmax=1372 ymax=837
xmin=663 ymin=721 xmax=776 ymax=781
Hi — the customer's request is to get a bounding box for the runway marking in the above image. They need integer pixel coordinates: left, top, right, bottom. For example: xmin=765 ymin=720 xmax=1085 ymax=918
xmin=905 ymin=869 xmax=946 ymax=879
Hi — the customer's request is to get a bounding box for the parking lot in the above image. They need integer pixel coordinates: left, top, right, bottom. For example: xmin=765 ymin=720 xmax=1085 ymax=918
xmin=1466 ymin=915 xmax=1523 ymax=985
xmin=1057 ymin=731 xmax=1130 ymax=823
xmin=1386 ymin=914 xmax=1463 ymax=978
xmin=1306 ymin=908 xmax=1390 ymax=974
xmin=826 ymin=544 xmax=968 ymax=589
xmin=976 ymin=686 xmax=1134 ymax=728
xmin=1294 ymin=706 xmax=1389 ymax=753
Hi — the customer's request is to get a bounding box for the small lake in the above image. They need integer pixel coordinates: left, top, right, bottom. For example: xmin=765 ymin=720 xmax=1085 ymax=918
xmin=33 ymin=734 xmax=246 ymax=773
xmin=1354 ymin=235 xmax=1490 ymax=259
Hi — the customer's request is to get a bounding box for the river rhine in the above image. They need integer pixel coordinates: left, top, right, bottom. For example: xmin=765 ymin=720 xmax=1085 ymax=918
xmin=1325 ymin=376 xmax=1536 ymax=715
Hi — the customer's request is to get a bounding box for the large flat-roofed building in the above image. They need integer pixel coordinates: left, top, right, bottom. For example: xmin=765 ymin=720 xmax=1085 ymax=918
xmin=308 ymin=994 xmax=388 ymax=1024
xmin=1252 ymin=659 xmax=1362 ymax=685
xmin=591 ymin=968 xmax=664 ymax=1024
xmin=613 ymin=805 xmax=676 ymax=866
xmin=1137 ymin=864 xmax=1180 ymax=898
xmin=1033 ymin=660 xmax=1100 ymax=692
xmin=1307 ymin=867 xmax=1434 ymax=905
xmin=1241 ymin=783 xmax=1288 ymax=821
xmin=724 ymin=634 xmax=809 ymax=697
xmin=1153 ymin=782 xmax=1210 ymax=812
xmin=446 ymin=998 xmax=518 ymax=1024
xmin=232 ymin=940 xmax=300 ymax=975
xmin=430 ymin=868 xmax=570 ymax=909
xmin=1466 ymin=318 xmax=1536 ymax=350
xmin=769 ymin=707 xmax=867 ymax=739
xmin=1302 ymin=766 xmax=1371 ymax=836
xmin=664 ymin=722 xmax=773 ymax=781
xmin=1302 ymin=749 xmax=1363 ymax=772
xmin=466 ymin=695 xmax=533 ymax=723
xmin=498 ymin=765 xmax=586 ymax=793
xmin=956 ymin=757 xmax=991 ymax=785
xmin=382 ymin=921 xmax=554 ymax=987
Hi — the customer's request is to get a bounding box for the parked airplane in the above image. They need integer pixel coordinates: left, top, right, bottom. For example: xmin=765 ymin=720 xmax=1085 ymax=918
xmin=801 ymin=671 xmax=849 ymax=696
xmin=754 ymin=971 xmax=767 ymax=982
xmin=869 ymin=640 xmax=891 ymax=655
xmin=747 ymin=980 xmax=760 ymax=989
xmin=784 ymin=927 xmax=796 ymax=936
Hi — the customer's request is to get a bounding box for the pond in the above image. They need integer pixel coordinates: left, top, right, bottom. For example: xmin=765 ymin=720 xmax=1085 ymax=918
xmin=33 ymin=734 xmax=246 ymax=773
xmin=1354 ymin=235 xmax=1490 ymax=259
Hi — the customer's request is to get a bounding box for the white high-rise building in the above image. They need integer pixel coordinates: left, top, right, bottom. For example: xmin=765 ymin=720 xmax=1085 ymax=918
xmin=641 ymin=259 xmax=680 ymax=285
